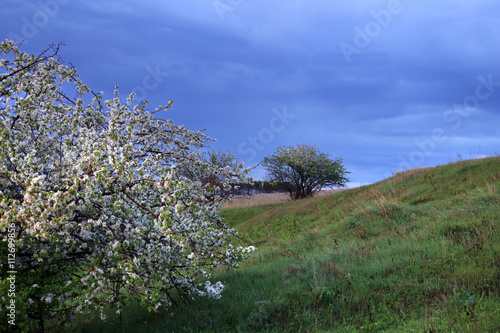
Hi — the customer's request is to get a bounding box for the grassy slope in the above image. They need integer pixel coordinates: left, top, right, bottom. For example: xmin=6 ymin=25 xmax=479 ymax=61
xmin=71 ymin=157 xmax=500 ymax=332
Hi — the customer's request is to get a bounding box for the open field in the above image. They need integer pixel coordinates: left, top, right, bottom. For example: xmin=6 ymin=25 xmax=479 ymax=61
xmin=66 ymin=157 xmax=500 ymax=332
xmin=222 ymin=189 xmax=340 ymax=209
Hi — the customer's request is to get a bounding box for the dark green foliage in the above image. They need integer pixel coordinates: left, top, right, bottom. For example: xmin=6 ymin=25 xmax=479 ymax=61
xmin=262 ymin=144 xmax=349 ymax=200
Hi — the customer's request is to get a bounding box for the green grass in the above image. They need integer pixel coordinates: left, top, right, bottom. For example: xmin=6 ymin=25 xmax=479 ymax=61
xmin=66 ymin=157 xmax=500 ymax=332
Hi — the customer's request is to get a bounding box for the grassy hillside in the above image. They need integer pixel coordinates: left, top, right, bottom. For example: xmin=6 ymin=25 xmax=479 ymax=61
xmin=69 ymin=157 xmax=500 ymax=332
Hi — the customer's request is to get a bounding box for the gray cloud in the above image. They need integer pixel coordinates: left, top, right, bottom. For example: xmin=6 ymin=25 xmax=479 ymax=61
xmin=1 ymin=0 xmax=498 ymax=186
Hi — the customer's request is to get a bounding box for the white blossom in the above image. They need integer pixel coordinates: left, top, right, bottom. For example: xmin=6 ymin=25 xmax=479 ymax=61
xmin=0 ymin=39 xmax=253 ymax=329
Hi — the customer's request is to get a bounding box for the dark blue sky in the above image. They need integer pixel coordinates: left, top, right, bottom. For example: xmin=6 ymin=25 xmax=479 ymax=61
xmin=2 ymin=1 xmax=499 ymax=186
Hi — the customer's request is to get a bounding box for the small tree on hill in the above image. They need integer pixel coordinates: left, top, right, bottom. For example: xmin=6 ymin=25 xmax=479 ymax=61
xmin=262 ymin=144 xmax=349 ymax=200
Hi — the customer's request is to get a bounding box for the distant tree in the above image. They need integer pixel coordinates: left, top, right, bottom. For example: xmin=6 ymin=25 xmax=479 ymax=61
xmin=253 ymin=180 xmax=290 ymax=194
xmin=262 ymin=144 xmax=349 ymax=200
xmin=228 ymin=180 xmax=290 ymax=196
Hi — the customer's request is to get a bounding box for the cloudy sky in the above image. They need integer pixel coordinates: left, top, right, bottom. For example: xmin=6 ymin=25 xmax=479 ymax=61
xmin=2 ymin=0 xmax=499 ymax=187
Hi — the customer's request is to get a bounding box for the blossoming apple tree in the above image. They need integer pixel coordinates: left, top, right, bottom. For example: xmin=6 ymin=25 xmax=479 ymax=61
xmin=0 ymin=40 xmax=253 ymax=331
